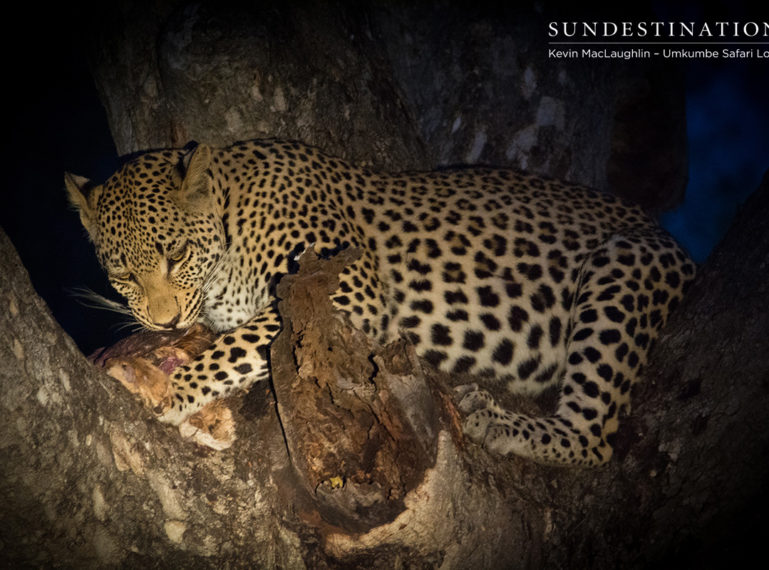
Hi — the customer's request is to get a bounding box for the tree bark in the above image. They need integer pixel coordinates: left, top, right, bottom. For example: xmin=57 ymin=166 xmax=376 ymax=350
xmin=2 ymin=173 xmax=769 ymax=567
xmin=86 ymin=1 xmax=686 ymax=211
xmin=0 ymin=226 xmax=304 ymax=567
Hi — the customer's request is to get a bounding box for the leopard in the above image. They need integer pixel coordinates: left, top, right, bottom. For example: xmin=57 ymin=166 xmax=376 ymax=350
xmin=65 ymin=138 xmax=695 ymax=467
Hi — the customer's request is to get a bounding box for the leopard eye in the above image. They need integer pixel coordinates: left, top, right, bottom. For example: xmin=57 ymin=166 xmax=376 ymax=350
xmin=112 ymin=272 xmax=137 ymax=286
xmin=168 ymin=241 xmax=189 ymax=270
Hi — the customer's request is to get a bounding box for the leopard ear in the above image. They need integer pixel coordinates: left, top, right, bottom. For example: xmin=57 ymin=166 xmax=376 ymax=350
xmin=175 ymin=143 xmax=213 ymax=213
xmin=64 ymin=172 xmax=102 ymax=240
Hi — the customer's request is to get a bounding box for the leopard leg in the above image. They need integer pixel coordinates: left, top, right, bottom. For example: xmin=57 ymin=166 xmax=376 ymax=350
xmin=461 ymin=226 xmax=695 ymax=466
xmin=158 ymin=304 xmax=281 ymax=425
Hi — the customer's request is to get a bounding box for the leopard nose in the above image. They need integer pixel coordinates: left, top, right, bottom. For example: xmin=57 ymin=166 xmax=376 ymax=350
xmin=157 ymin=313 xmax=181 ymax=330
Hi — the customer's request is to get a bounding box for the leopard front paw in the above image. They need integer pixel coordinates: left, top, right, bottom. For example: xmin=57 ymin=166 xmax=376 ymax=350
xmin=107 ymin=358 xmax=231 ymax=445
xmin=106 ymin=356 xmax=203 ymax=426
xmin=95 ymin=325 xmax=218 ymax=425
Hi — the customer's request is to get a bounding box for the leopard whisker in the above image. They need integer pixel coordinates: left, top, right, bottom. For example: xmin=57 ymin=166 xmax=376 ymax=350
xmin=68 ymin=287 xmax=133 ymax=317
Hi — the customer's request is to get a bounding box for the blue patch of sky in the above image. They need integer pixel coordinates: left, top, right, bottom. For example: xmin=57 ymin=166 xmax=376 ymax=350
xmin=653 ymin=1 xmax=769 ymax=262
xmin=661 ymin=61 xmax=769 ymax=263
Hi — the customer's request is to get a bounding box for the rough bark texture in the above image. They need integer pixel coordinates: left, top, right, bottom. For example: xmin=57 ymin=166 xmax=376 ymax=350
xmin=86 ymin=1 xmax=686 ymax=210
xmin=270 ymin=247 xmax=443 ymax=533
xmin=0 ymin=227 xmax=303 ymax=567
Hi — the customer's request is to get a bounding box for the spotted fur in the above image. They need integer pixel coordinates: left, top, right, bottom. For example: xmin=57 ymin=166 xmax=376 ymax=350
xmin=65 ymin=139 xmax=695 ymax=466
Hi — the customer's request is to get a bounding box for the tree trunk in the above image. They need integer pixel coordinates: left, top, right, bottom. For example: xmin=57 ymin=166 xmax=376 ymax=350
xmin=86 ymin=1 xmax=686 ymax=211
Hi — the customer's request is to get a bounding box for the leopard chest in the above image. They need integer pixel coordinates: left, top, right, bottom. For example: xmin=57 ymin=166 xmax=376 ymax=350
xmin=200 ymin=241 xmax=273 ymax=332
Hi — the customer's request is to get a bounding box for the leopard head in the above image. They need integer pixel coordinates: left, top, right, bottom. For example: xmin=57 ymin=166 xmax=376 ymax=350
xmin=65 ymin=143 xmax=226 ymax=331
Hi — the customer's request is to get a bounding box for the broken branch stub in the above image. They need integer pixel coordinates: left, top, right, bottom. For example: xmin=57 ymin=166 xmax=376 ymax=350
xmin=272 ymin=247 xmax=446 ymax=533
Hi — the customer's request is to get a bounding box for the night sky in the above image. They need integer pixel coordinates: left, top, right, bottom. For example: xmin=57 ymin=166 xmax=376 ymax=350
xmin=662 ymin=58 xmax=769 ymax=262
xmin=2 ymin=5 xmax=768 ymax=355
xmin=3 ymin=8 xmax=120 ymax=354
xmin=656 ymin=0 xmax=769 ymax=262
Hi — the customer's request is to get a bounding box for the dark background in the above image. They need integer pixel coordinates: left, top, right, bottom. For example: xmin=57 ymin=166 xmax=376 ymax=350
xmin=2 ymin=2 xmax=768 ymax=355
